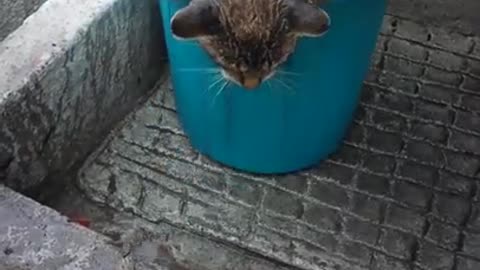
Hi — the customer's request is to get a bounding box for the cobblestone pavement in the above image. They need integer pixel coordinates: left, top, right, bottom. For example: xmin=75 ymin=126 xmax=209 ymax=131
xmin=50 ymin=186 xmax=295 ymax=270
xmin=78 ymin=14 xmax=480 ymax=270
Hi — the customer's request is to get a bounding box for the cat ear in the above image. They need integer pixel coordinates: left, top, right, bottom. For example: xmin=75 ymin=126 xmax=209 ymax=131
xmin=170 ymin=0 xmax=221 ymax=40
xmin=288 ymin=1 xmax=331 ymax=37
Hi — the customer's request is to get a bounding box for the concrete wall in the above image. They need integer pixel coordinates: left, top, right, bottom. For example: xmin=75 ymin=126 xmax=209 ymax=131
xmin=0 ymin=0 xmax=166 ymax=191
xmin=388 ymin=0 xmax=480 ymax=36
xmin=0 ymin=0 xmax=47 ymax=41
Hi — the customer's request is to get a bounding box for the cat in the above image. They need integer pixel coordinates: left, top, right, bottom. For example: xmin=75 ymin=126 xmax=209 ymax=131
xmin=170 ymin=0 xmax=330 ymax=89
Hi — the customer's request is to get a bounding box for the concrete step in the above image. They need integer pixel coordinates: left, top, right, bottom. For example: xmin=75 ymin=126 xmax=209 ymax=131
xmin=76 ymin=11 xmax=480 ymax=270
xmin=49 ymin=185 xmax=297 ymax=270
xmin=0 ymin=0 xmax=47 ymax=42
xmin=0 ymin=0 xmax=165 ymax=191
xmin=0 ymin=0 xmax=166 ymax=269
xmin=0 ymin=185 xmax=132 ymax=270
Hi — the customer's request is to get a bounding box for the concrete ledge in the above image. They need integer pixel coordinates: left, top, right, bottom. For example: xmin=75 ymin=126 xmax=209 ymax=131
xmin=387 ymin=0 xmax=480 ymax=35
xmin=0 ymin=185 xmax=132 ymax=270
xmin=0 ymin=0 xmax=47 ymax=42
xmin=0 ymin=0 xmax=166 ymax=190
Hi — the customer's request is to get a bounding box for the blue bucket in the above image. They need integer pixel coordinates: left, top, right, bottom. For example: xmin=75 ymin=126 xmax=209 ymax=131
xmin=159 ymin=0 xmax=386 ymax=173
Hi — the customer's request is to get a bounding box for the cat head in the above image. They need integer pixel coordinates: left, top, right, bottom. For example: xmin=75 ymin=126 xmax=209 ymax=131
xmin=171 ymin=0 xmax=330 ymax=89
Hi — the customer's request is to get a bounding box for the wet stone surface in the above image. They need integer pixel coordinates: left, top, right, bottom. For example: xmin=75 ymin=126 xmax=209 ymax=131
xmin=78 ymin=13 xmax=480 ymax=270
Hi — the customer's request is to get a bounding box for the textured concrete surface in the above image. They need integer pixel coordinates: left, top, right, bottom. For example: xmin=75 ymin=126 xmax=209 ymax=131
xmin=0 ymin=0 xmax=46 ymax=41
xmin=50 ymin=186 xmax=298 ymax=270
xmin=0 ymin=0 xmax=165 ymax=190
xmin=0 ymin=185 xmax=132 ymax=270
xmin=77 ymin=10 xmax=480 ymax=270
xmin=388 ymin=0 xmax=480 ymax=36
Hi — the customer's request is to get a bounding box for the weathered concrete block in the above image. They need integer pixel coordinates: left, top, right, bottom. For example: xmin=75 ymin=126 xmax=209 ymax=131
xmin=0 ymin=0 xmax=46 ymax=41
xmin=387 ymin=0 xmax=480 ymax=36
xmin=0 ymin=185 xmax=132 ymax=270
xmin=0 ymin=0 xmax=165 ymax=190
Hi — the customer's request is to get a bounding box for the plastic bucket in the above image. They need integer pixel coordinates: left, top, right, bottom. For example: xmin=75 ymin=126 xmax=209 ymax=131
xmin=159 ymin=0 xmax=386 ymax=173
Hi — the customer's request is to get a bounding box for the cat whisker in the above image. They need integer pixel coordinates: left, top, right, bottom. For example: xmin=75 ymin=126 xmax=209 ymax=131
xmin=277 ymin=75 xmax=296 ymax=85
xmin=276 ymin=70 xmax=302 ymax=77
xmin=210 ymin=81 xmax=230 ymax=107
xmin=273 ymin=77 xmax=293 ymax=90
xmin=272 ymin=77 xmax=297 ymax=95
xmin=265 ymin=80 xmax=273 ymax=91
xmin=205 ymin=76 xmax=225 ymax=94
xmin=178 ymin=68 xmax=221 ymax=74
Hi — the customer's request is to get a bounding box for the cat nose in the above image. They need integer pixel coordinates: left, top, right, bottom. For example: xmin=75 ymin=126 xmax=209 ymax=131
xmin=242 ymin=76 xmax=260 ymax=89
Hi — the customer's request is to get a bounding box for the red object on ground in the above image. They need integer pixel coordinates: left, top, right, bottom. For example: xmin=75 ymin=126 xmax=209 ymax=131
xmin=68 ymin=214 xmax=91 ymax=228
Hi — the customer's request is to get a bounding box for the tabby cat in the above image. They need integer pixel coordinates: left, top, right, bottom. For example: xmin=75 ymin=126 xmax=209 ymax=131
xmin=171 ymin=0 xmax=330 ymax=89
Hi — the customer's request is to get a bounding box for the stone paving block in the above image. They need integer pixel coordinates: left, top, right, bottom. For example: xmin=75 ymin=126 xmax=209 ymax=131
xmin=450 ymin=131 xmax=480 ymax=154
xmin=414 ymin=100 xmax=454 ymax=124
xmin=388 ymin=38 xmax=428 ymax=61
xmin=272 ymin=174 xmax=309 ymax=194
xmin=463 ymin=75 xmax=480 ymax=91
xmin=417 ymin=241 xmax=455 ymax=269
xmin=336 ymin=238 xmax=373 ymax=266
xmin=429 ymin=50 xmax=466 ymax=71
xmin=376 ymin=72 xmax=419 ymax=94
xmin=343 ymin=217 xmax=379 ymax=246
xmin=226 ymin=175 xmax=263 ymax=206
xmin=77 ymin=7 xmax=480 ymax=270
xmin=369 ymin=106 xmax=409 ymax=131
xmin=309 ymin=162 xmax=356 ymax=186
xmin=378 ymin=229 xmax=416 ymax=260
xmin=375 ymin=88 xmax=415 ymax=113
xmin=384 ymin=205 xmax=426 ymax=236
xmin=384 ymin=56 xmax=425 ymax=77
xmin=349 ymin=193 xmax=384 ymax=222
xmin=393 ymin=181 xmax=431 ymax=209
xmin=0 ymin=185 xmax=131 ymax=270
xmin=390 ymin=17 xmax=430 ymax=43
xmin=455 ymin=111 xmax=480 ymax=134
xmin=356 ymin=172 xmax=391 ymax=196
xmin=370 ymin=252 xmax=409 ymax=270
xmin=460 ymin=94 xmax=480 ymax=113
xmin=303 ymin=203 xmax=342 ymax=233
xmin=468 ymin=203 xmax=480 ymax=232
xmin=418 ymin=83 xmax=458 ymax=104
xmin=404 ymin=141 xmax=446 ymax=167
xmin=365 ymin=127 xmax=404 ymax=154
xmin=396 ymin=160 xmax=438 ymax=186
xmin=363 ymin=153 xmax=396 ymax=175
xmin=462 ymin=232 xmax=480 ymax=257
xmin=264 ymin=188 xmax=304 ymax=218
xmin=328 ymin=145 xmax=364 ymax=167
xmin=457 ymin=256 xmax=480 ymax=270
xmin=445 ymin=152 xmax=480 ymax=177
xmin=432 ymin=194 xmax=470 ymax=225
xmin=437 ymin=172 xmax=473 ymax=198
xmin=309 ymin=180 xmax=350 ymax=208
xmin=425 ymin=67 xmax=465 ymax=86
xmin=468 ymin=59 xmax=480 ymax=75
xmin=425 ymin=220 xmax=460 ymax=250
xmin=410 ymin=121 xmax=449 ymax=144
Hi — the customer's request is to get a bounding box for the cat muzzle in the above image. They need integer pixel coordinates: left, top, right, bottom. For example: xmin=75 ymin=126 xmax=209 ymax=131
xmin=242 ymin=77 xmax=261 ymax=89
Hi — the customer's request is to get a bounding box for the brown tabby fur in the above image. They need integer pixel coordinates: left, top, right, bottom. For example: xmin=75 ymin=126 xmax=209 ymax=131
xmin=172 ymin=0 xmax=330 ymax=89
